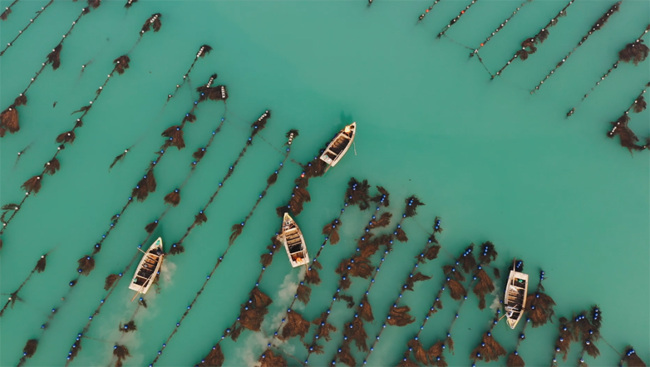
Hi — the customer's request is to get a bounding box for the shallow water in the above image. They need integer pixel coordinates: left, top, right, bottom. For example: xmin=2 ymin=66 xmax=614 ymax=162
xmin=1 ymin=0 xmax=648 ymax=366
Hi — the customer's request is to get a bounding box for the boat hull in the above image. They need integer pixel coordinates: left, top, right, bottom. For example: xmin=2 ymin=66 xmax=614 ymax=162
xmin=504 ymin=270 xmax=528 ymax=329
xmin=281 ymin=213 xmax=309 ymax=268
xmin=320 ymin=122 xmax=356 ymax=168
xmin=129 ymin=237 xmax=164 ymax=295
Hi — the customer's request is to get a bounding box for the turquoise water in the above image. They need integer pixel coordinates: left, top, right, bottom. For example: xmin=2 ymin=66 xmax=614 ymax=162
xmin=1 ymin=0 xmax=648 ymax=366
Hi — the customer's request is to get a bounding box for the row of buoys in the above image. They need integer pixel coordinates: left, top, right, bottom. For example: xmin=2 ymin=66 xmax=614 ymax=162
xmin=0 ymin=12 xmax=162 ymax=244
xmin=362 ymin=219 xmax=442 ymax=364
xmin=0 ymin=0 xmax=56 ymax=56
xmin=0 ymin=1 xmax=101 ymax=136
xmin=331 ymin=197 xmax=424 ymax=365
xmin=62 ymin=79 xmax=230 ymax=366
xmin=530 ymin=1 xmax=622 ymax=94
xmin=9 ymin=15 xmax=169 ymax=364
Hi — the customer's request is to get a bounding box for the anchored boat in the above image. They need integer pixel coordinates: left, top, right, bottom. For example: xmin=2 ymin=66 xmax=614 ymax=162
xmin=320 ymin=122 xmax=356 ymax=169
xmin=280 ymin=213 xmax=309 ymax=267
xmin=129 ymin=237 xmax=164 ymax=299
xmin=504 ymin=260 xmax=528 ymax=329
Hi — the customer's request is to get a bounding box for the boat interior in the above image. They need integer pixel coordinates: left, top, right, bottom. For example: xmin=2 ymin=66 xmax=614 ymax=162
xmin=134 ymin=253 xmax=159 ymax=286
xmin=285 ymin=229 xmax=303 ymax=253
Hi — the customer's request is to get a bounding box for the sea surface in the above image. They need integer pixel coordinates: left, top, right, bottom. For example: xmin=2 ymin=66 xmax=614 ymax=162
xmin=0 ymin=0 xmax=648 ymax=366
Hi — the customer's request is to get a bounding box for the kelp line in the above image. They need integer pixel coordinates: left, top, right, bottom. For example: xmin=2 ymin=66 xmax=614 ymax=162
xmin=196 ymin=156 xmax=351 ymax=367
xmin=329 ymin=196 xmax=425 ymax=366
xmin=145 ymin=112 xmax=274 ymax=365
xmin=13 ymin=77 xmax=226 ymax=367
xmin=607 ymin=82 xmax=649 ymax=153
xmin=531 ymin=1 xmax=621 ymax=94
xmin=114 ymin=125 xmax=288 ymax=367
xmin=0 ymin=0 xmax=104 ymax=135
xmin=298 ymin=192 xmax=391 ymax=365
xmin=426 ymin=243 xmax=498 ymax=366
xmin=493 ymin=0 xmax=576 ymax=78
xmin=567 ymin=24 xmax=650 ymax=117
xmin=1 ymin=45 xmax=206 ymax=330
xmin=398 ymin=245 xmax=477 ymax=366
xmin=437 ymin=0 xmax=480 ymax=39
xmin=0 ymin=252 xmax=49 ymax=317
xmin=362 ymin=219 xmax=443 ymax=365
xmin=166 ymin=44 xmax=213 ymax=101
xmin=0 ymin=0 xmax=55 ymax=56
xmin=261 ymin=178 xmax=374 ymax=343
xmin=257 ymin=184 xmax=388 ymax=365
xmin=61 ymin=85 xmax=232 ymax=366
xmin=109 ymin=72 xmax=218 ymax=170
xmin=0 ymin=12 xmax=162 ymax=244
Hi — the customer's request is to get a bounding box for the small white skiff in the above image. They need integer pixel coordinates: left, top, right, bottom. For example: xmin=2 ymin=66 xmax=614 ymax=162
xmin=129 ymin=237 xmax=164 ymax=298
xmin=320 ymin=122 xmax=356 ymax=168
xmin=281 ymin=213 xmax=309 ymax=268
xmin=504 ymin=265 xmax=528 ymax=329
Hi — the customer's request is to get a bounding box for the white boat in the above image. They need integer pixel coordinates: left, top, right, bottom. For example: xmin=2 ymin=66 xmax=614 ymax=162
xmin=504 ymin=264 xmax=528 ymax=329
xmin=320 ymin=122 xmax=356 ymax=168
xmin=281 ymin=213 xmax=309 ymax=268
xmin=129 ymin=237 xmax=164 ymax=298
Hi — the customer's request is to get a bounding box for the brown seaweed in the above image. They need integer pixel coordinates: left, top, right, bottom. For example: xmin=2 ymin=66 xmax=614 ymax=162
xmin=259 ymin=349 xmax=287 ymax=367
xmin=77 ymin=255 xmax=95 ymax=275
xmin=113 ymin=55 xmax=130 ymax=75
xmin=279 ymin=310 xmax=310 ymax=340
xmin=104 ymin=274 xmax=119 ymax=290
xmin=56 ymin=130 xmax=76 ymax=144
xmin=43 ymin=158 xmax=60 ymax=175
xmin=387 ymin=306 xmax=415 ymax=326
xmin=473 ymin=268 xmax=495 ymax=309
xmin=358 ymin=294 xmax=374 ymax=322
xmin=404 ymin=272 xmax=431 ymax=292
xmin=506 ymin=351 xmax=525 ymax=367
xmin=164 ymin=189 xmax=181 ymax=206
xmin=141 ymin=13 xmax=161 ymax=34
xmin=21 ymin=176 xmax=42 ymax=194
xmin=470 ymin=332 xmax=506 ymax=362
xmin=162 ymin=125 xmax=185 ymax=150
xmin=0 ymin=105 xmax=19 ymax=134
xmin=296 ymin=283 xmax=311 ymax=304
xmin=621 ymin=347 xmax=647 ymax=367
xmin=526 ymin=291 xmax=556 ymax=327
xmin=200 ymin=344 xmax=224 ymax=367
xmin=531 ymin=2 xmax=621 ymax=93
xmin=46 ymin=45 xmax=62 ymax=70
xmin=619 ymin=38 xmax=650 ymax=65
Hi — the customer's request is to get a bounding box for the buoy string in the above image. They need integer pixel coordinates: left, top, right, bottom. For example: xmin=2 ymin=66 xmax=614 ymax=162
xmin=61 ymin=90 xmax=230 ymax=365
xmin=362 ymin=221 xmax=442 ymax=364
xmin=567 ymin=24 xmax=650 ymax=117
xmin=261 ymin=182 xmax=373 ymax=351
xmin=470 ymin=0 xmax=532 ymax=57
xmin=493 ymin=0 xmax=576 ymax=78
xmin=329 ymin=213 xmax=417 ymax=366
xmin=194 ymin=152 xmax=338 ymax=367
xmin=416 ymin=0 xmax=445 ymax=23
xmin=0 ymin=252 xmax=50 ymax=318
xmin=149 ymin=136 xmax=293 ymax=366
xmin=0 ymin=0 xmax=55 ymax=57
xmin=437 ymin=0 xmax=479 ymax=39
xmin=302 ymin=206 xmax=395 ymax=364
xmin=531 ymin=1 xmax=621 ymax=94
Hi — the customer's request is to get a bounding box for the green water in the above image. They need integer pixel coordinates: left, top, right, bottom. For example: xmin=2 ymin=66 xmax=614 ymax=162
xmin=1 ymin=0 xmax=648 ymax=366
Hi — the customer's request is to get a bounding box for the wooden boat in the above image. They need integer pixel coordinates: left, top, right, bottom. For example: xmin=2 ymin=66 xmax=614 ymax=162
xmin=320 ymin=122 xmax=356 ymax=168
xmin=281 ymin=213 xmax=309 ymax=268
xmin=129 ymin=237 xmax=164 ymax=298
xmin=504 ymin=262 xmax=528 ymax=329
